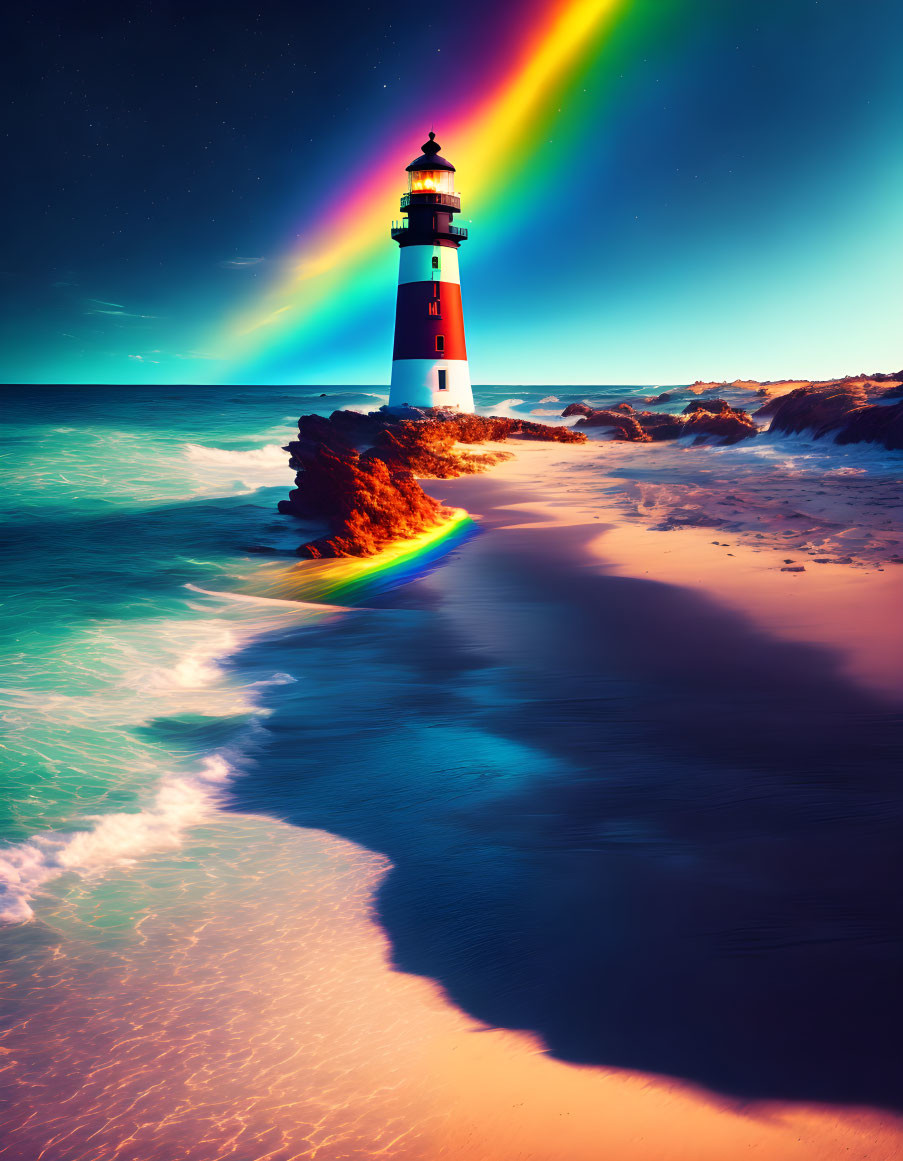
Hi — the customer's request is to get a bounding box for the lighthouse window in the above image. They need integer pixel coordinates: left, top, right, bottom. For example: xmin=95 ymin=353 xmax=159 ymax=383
xmin=428 ymin=301 xmax=440 ymax=317
xmin=438 ymin=369 xmax=448 ymax=391
xmin=435 ymin=335 xmax=445 ymax=353
xmin=409 ymin=170 xmax=453 ymax=195
xmin=431 ymin=255 xmax=439 ymax=270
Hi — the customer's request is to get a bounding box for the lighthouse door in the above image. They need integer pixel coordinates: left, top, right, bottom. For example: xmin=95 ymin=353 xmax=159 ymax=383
xmin=437 ymin=369 xmax=448 ymax=391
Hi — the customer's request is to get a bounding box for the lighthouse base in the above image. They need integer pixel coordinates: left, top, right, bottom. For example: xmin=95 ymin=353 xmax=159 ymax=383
xmin=389 ymin=358 xmax=474 ymax=413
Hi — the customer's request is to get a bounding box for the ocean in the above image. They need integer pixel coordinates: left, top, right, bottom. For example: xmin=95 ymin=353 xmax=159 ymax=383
xmin=0 ymin=383 xmax=631 ymax=923
xmin=1 ymin=383 xmax=901 ymax=1160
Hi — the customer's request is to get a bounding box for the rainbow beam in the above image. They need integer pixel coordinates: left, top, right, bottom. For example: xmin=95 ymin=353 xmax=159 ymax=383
xmin=246 ymin=508 xmax=476 ymax=606
xmin=215 ymin=0 xmax=633 ymax=378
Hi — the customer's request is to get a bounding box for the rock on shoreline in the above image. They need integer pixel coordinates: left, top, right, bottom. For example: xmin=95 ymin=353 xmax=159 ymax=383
xmin=756 ymin=382 xmax=903 ymax=449
xmin=561 ymin=399 xmax=758 ymax=445
xmin=278 ymin=410 xmax=585 ymax=558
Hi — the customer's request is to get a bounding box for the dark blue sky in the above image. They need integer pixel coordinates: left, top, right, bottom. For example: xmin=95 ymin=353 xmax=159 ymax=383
xmin=3 ymin=0 xmax=901 ymax=385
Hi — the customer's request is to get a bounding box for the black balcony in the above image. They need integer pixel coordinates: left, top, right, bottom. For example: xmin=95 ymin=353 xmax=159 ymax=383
xmin=400 ymin=191 xmax=461 ymax=213
xmin=391 ymin=220 xmax=468 ymax=243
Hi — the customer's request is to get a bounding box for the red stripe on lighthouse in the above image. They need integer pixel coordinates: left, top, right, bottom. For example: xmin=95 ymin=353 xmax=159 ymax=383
xmin=392 ymin=282 xmax=468 ymax=361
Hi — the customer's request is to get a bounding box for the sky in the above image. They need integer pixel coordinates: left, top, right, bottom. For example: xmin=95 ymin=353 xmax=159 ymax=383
xmin=2 ymin=0 xmax=901 ymax=387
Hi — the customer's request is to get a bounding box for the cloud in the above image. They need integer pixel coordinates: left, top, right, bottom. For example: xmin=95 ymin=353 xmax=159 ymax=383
xmin=124 ymin=348 xmax=219 ymax=364
xmin=219 ymin=256 xmax=265 ymax=269
xmin=82 ymin=295 xmax=159 ymax=320
xmin=85 ymin=308 xmax=159 ymax=319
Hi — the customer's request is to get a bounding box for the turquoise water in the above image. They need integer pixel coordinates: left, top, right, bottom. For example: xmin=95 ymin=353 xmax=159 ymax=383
xmin=0 ymin=383 xmax=632 ymax=922
xmin=0 ymin=385 xmax=384 ymax=917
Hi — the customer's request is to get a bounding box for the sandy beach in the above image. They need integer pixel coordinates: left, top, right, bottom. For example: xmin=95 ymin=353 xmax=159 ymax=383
xmin=444 ymin=434 xmax=903 ymax=698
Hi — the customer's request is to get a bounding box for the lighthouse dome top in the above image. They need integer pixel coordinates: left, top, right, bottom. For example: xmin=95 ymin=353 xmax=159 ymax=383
xmin=406 ymin=131 xmax=455 ymax=172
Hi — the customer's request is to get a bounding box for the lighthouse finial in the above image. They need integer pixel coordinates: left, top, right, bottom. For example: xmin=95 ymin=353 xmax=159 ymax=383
xmin=422 ymin=131 xmax=441 ymax=157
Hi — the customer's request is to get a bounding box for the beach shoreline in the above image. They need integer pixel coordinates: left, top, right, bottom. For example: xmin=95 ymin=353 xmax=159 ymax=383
xmin=422 ymin=434 xmax=903 ymax=701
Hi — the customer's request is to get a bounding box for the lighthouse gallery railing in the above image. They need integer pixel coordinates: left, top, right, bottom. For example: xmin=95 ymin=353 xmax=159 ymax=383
xmin=391 ymin=220 xmax=468 ymax=239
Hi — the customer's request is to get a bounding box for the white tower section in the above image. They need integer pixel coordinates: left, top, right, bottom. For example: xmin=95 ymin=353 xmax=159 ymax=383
xmin=388 ymin=132 xmax=474 ymax=413
xmin=389 ymin=244 xmax=473 ymax=411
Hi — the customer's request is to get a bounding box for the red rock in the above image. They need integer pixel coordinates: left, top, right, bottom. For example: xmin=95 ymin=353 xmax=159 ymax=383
xmin=279 ymin=411 xmax=586 ymax=557
xmin=564 ymin=399 xmax=757 ymax=445
xmin=682 ymin=407 xmax=758 ymax=445
xmin=834 ymin=400 xmax=903 ymax=451
xmin=757 ymin=385 xmax=869 ymax=433
xmin=634 ymin=412 xmax=685 ymax=441
xmin=760 ymin=384 xmax=903 ymax=449
xmin=575 ymin=410 xmax=651 ymax=441
xmin=682 ymin=399 xmax=732 ymax=415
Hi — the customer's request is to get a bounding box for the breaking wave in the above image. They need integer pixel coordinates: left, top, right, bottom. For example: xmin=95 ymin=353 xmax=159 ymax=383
xmin=0 ymin=752 xmax=237 ymax=923
xmin=0 ymin=605 xmax=294 ymax=924
xmin=183 ymin=442 xmax=288 ymax=469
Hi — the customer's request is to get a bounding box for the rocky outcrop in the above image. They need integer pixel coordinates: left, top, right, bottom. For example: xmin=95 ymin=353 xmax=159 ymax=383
xmin=574 ymin=408 xmax=651 ymax=442
xmin=834 ymin=399 xmax=903 ymax=450
xmin=681 ymin=399 xmax=758 ymax=444
xmin=755 ymin=385 xmax=869 ymax=432
xmin=683 ymin=398 xmax=731 ymax=414
xmin=562 ymin=400 xmax=757 ymax=445
xmin=278 ymin=410 xmax=586 ymax=558
xmin=760 ymin=383 xmax=903 ymax=449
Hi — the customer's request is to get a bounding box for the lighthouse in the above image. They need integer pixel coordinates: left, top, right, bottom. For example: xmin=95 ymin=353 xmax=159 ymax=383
xmin=388 ymin=132 xmax=474 ymax=412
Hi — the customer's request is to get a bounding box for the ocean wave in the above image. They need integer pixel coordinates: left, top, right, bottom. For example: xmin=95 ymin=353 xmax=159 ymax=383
xmin=0 ymin=752 xmax=237 ymax=923
xmin=183 ymin=442 xmax=288 ymax=468
xmin=0 ymin=596 xmax=317 ymax=925
xmin=177 ymin=441 xmax=293 ymax=497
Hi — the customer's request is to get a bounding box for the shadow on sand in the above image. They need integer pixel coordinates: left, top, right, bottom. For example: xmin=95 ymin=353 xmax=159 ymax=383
xmin=221 ymin=491 xmax=903 ymax=1110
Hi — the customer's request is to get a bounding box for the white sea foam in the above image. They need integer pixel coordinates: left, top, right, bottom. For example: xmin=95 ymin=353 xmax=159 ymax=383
xmin=715 ymin=429 xmax=902 ymax=478
xmin=0 ymin=753 xmax=235 ymax=923
xmin=180 ymin=441 xmax=291 ymax=496
xmin=0 ymin=597 xmax=314 ymax=925
xmin=183 ymin=442 xmax=288 ymax=469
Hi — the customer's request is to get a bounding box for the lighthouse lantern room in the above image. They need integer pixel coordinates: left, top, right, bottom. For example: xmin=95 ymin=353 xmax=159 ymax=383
xmin=388 ymin=132 xmax=474 ymax=412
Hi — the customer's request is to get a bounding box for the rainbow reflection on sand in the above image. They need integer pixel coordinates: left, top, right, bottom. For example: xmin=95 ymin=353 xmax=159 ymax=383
xmin=248 ymin=508 xmax=477 ymax=605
